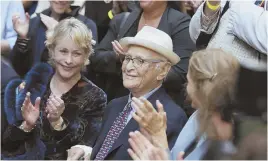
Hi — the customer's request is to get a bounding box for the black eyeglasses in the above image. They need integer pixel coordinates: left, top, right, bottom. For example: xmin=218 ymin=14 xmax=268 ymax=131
xmin=122 ymin=55 xmax=166 ymax=68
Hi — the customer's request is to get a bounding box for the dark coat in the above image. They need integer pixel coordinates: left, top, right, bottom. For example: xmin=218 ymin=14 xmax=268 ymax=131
xmin=84 ymin=1 xmax=139 ymax=42
xmin=90 ymin=87 xmax=187 ymax=160
xmin=10 ymin=6 xmax=97 ymax=77
xmin=89 ymin=6 xmax=195 ymax=107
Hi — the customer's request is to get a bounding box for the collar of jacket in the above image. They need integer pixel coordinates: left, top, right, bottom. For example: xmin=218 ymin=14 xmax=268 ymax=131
xmin=4 ymin=63 xmax=54 ymax=125
xmin=40 ymin=5 xmax=81 ymax=21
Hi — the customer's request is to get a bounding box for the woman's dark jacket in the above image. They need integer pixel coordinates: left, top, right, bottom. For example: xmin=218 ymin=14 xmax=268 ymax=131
xmin=10 ymin=6 xmax=98 ymax=77
xmin=88 ymin=7 xmax=195 ymax=107
xmin=1 ymin=63 xmax=107 ymax=160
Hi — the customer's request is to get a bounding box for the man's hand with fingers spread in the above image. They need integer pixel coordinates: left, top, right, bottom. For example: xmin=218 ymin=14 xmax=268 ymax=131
xmin=132 ymin=97 xmax=167 ymax=134
xmin=131 ymin=97 xmax=169 ymax=149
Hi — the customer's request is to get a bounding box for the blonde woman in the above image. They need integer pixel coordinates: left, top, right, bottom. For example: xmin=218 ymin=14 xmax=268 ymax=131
xmin=126 ymin=49 xmax=239 ymax=160
xmin=11 ymin=0 xmax=97 ymax=77
xmin=2 ymin=18 xmax=106 ymax=160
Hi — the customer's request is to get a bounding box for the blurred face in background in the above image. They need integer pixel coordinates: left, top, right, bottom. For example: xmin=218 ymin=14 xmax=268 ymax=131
xmin=139 ymin=0 xmax=167 ymax=11
xmin=50 ymin=0 xmax=71 ymax=14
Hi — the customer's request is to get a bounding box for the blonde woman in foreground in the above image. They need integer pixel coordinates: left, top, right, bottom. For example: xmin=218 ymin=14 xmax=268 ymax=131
xmin=2 ymin=18 xmax=106 ymax=160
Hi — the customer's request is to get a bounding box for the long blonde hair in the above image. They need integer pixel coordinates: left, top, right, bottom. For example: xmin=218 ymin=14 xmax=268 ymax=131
xmin=188 ymin=49 xmax=240 ymax=139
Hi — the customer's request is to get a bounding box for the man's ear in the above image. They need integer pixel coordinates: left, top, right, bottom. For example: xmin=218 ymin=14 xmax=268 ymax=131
xmin=156 ymin=63 xmax=171 ymax=81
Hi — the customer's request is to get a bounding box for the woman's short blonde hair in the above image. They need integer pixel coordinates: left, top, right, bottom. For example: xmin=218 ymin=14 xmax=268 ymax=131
xmin=188 ymin=49 xmax=240 ymax=139
xmin=45 ymin=17 xmax=93 ymax=66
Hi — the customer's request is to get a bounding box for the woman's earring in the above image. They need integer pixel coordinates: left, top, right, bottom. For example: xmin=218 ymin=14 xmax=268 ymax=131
xmin=84 ymin=59 xmax=90 ymax=66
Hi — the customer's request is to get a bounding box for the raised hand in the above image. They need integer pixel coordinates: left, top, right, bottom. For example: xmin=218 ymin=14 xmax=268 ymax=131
xmin=127 ymin=131 xmax=169 ymax=160
xmin=45 ymin=94 xmax=65 ymax=122
xmin=132 ymin=97 xmax=167 ymax=135
xmin=112 ymin=40 xmax=126 ymax=57
xmin=40 ymin=13 xmax=58 ymax=30
xmin=12 ymin=12 xmax=30 ymax=38
xmin=21 ymin=92 xmax=40 ymax=128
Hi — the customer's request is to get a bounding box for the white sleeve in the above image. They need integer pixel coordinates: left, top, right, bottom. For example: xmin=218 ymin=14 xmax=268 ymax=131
xmin=227 ymin=2 xmax=268 ymax=54
xmin=189 ymin=1 xmax=225 ymax=43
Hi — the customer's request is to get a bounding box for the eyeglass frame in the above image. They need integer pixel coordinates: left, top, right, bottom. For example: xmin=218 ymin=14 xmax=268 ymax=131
xmin=121 ymin=54 xmax=170 ymax=68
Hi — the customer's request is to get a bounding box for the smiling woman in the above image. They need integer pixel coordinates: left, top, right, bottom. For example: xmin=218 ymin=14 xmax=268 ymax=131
xmin=2 ymin=18 xmax=106 ymax=160
xmin=45 ymin=17 xmax=92 ymax=82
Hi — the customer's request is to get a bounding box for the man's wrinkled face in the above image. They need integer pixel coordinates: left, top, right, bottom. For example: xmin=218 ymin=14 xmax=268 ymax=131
xmin=122 ymin=45 xmax=167 ymax=93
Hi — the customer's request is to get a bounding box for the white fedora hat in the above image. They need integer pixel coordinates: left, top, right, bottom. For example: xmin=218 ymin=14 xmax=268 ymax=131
xmin=119 ymin=26 xmax=180 ymax=65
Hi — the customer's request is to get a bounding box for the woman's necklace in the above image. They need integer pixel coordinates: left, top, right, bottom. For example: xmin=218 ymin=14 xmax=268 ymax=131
xmin=139 ymin=13 xmax=161 ymax=31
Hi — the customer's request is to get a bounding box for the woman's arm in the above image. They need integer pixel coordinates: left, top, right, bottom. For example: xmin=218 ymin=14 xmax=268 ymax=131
xmin=10 ymin=15 xmax=36 ymax=77
xmin=90 ymin=13 xmax=125 ymax=74
xmin=2 ymin=124 xmax=35 ymax=152
xmin=189 ymin=0 xmax=223 ymax=43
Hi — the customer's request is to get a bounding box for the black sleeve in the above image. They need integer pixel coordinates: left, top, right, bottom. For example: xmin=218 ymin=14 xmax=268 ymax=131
xmin=1 ymin=124 xmax=35 ymax=152
xmin=91 ymin=98 xmax=113 ymax=147
xmin=10 ymin=38 xmax=34 ymax=77
xmin=163 ymin=13 xmax=196 ymax=100
xmin=83 ymin=17 xmax=98 ymax=44
xmin=89 ymin=13 xmax=125 ymax=75
xmin=9 ymin=18 xmax=37 ymax=77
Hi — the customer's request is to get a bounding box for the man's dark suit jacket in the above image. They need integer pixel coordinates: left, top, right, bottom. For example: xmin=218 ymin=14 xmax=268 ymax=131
xmin=91 ymin=87 xmax=187 ymax=160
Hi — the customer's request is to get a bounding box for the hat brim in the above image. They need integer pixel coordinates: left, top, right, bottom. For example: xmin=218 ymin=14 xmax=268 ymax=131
xmin=119 ymin=37 xmax=180 ymax=65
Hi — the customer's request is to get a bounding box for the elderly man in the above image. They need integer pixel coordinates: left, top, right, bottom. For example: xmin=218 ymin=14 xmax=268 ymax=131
xmin=89 ymin=26 xmax=187 ymax=160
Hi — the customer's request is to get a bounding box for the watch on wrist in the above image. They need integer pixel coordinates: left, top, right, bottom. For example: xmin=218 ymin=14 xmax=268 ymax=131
xmin=19 ymin=122 xmax=35 ymax=133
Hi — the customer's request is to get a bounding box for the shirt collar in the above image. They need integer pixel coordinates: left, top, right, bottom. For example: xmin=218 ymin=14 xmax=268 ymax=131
xmin=127 ymin=85 xmax=162 ymax=103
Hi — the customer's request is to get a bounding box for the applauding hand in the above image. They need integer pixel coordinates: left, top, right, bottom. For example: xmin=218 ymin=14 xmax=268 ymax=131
xmin=132 ymin=97 xmax=167 ymax=135
xmin=131 ymin=97 xmax=169 ymax=149
xmin=21 ymin=92 xmax=40 ymax=130
xmin=45 ymin=94 xmax=65 ymax=122
xmin=12 ymin=12 xmax=30 ymax=38
xmin=128 ymin=131 xmax=169 ymax=160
